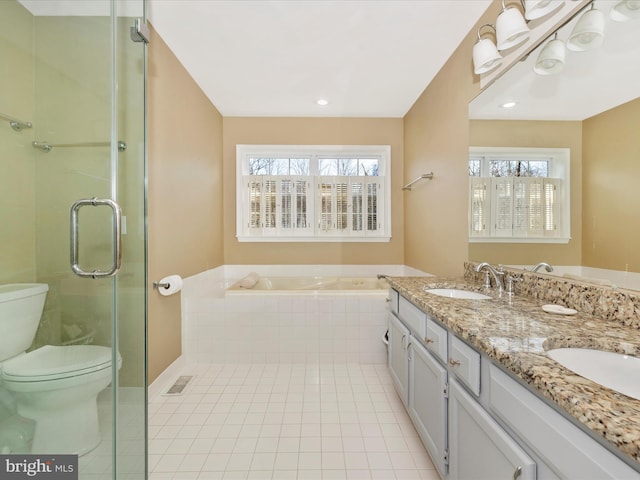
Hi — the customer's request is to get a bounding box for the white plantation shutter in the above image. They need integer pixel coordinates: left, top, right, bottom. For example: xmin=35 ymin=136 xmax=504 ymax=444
xmin=336 ymin=179 xmax=348 ymax=232
xmin=493 ymin=177 xmax=514 ymax=236
xmin=245 ymin=176 xmax=312 ymax=236
xmin=543 ymin=178 xmax=560 ymax=236
xmin=248 ymin=179 xmax=263 ymax=232
xmin=237 ymin=145 xmax=390 ymax=242
xmin=512 ymin=178 xmax=527 ymax=234
xmin=366 ymin=180 xmax=382 ymax=235
xmin=350 ymin=178 xmax=383 ymax=236
xmin=469 ymin=177 xmax=489 ymax=236
xmin=526 ymin=178 xmax=544 ymax=236
xmin=352 ymin=182 xmax=364 ymax=232
xmin=468 ymin=147 xmax=569 ymax=242
xmin=318 ymin=179 xmax=335 ymax=232
xmin=294 ymin=178 xmax=311 ymax=230
xmin=317 ymin=177 xmax=383 ymax=236
xmin=471 ymin=176 xmax=562 ymax=239
xmin=264 ymin=178 xmax=277 ymax=230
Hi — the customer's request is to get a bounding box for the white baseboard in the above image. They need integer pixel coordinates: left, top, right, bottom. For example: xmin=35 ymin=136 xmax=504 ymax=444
xmin=148 ymin=355 xmax=187 ymax=403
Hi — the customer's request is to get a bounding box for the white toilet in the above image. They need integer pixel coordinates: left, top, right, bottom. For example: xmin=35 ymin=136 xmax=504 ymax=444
xmin=0 ymin=283 xmax=121 ymax=455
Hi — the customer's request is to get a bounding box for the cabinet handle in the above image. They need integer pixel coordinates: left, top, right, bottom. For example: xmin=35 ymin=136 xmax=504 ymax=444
xmin=449 ymin=358 xmax=461 ymax=367
xmin=385 ymin=297 xmax=391 ymax=303
xmin=512 ymin=466 xmax=522 ymax=480
xmin=425 ymin=337 xmax=434 ymax=344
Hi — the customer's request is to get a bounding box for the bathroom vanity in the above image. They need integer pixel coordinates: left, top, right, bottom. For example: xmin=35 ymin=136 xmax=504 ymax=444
xmin=386 ymin=269 xmax=640 ymax=479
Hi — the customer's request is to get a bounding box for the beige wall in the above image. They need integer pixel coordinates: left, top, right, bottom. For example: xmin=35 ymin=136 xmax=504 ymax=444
xmin=402 ymin=4 xmax=499 ymax=276
xmin=148 ymin=26 xmax=224 ymax=383
xmin=222 ymin=117 xmax=404 ymax=265
xmin=468 ymin=120 xmax=583 ymax=266
xmin=583 ymin=98 xmax=640 ymax=273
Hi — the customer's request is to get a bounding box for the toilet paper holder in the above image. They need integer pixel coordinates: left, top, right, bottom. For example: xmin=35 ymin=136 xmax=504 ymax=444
xmin=153 ymin=274 xmax=183 ymax=296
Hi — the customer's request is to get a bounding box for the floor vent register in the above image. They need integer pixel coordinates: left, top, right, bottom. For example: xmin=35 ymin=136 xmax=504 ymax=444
xmin=163 ymin=375 xmax=193 ymax=395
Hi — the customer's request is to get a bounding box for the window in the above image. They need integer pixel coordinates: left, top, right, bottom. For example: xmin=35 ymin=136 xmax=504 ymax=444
xmin=469 ymin=147 xmax=570 ymax=243
xmin=236 ymin=145 xmax=391 ymax=242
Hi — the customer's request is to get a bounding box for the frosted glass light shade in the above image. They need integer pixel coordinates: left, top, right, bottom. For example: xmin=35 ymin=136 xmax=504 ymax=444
xmin=610 ymin=0 xmax=640 ymax=21
xmin=524 ymin=0 xmax=565 ymax=20
xmin=534 ymin=36 xmax=566 ymax=75
xmin=473 ymin=38 xmax=503 ymax=74
xmin=496 ymin=6 xmax=531 ymax=50
xmin=567 ymin=6 xmax=605 ymax=51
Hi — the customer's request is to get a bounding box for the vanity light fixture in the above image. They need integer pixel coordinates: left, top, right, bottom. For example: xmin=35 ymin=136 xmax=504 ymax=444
xmin=500 ymin=101 xmax=518 ymax=108
xmin=496 ymin=0 xmax=531 ymax=50
xmin=524 ymin=0 xmax=565 ymax=21
xmin=473 ymin=24 xmax=503 ymax=74
xmin=610 ymin=0 xmax=640 ymax=21
xmin=533 ymin=33 xmax=566 ymax=75
xmin=316 ymin=99 xmax=329 ymax=106
xmin=566 ymin=3 xmax=606 ymax=51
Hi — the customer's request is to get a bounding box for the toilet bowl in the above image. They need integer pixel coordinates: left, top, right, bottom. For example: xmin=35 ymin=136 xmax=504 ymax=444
xmin=1 ymin=345 xmax=122 ymax=455
xmin=0 ymin=284 xmax=122 ymax=456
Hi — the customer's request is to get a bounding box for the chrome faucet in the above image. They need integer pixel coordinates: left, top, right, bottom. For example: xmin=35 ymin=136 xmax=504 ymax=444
xmin=532 ymin=262 xmax=554 ymax=273
xmin=475 ymin=262 xmax=505 ymax=293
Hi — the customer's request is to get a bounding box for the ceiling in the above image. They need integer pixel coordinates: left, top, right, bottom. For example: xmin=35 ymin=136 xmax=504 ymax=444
xmin=17 ymin=0 xmax=495 ymax=118
xmin=16 ymin=1 xmax=639 ymax=121
xmin=469 ymin=0 xmax=640 ymax=121
xmin=146 ymin=0 xmax=492 ymax=118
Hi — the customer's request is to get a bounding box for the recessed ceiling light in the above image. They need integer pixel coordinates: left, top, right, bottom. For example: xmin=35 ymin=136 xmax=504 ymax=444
xmin=316 ymin=99 xmax=329 ymax=106
xmin=500 ymin=101 xmax=518 ymax=109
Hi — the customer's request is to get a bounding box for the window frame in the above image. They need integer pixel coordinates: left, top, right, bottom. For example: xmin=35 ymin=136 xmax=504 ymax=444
xmin=236 ymin=144 xmax=391 ymax=242
xmin=468 ymin=146 xmax=571 ymax=244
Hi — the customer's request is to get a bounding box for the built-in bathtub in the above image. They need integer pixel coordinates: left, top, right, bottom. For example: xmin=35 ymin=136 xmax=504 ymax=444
xmin=226 ymin=276 xmax=388 ymax=294
xmin=181 ymin=265 xmax=428 ymax=364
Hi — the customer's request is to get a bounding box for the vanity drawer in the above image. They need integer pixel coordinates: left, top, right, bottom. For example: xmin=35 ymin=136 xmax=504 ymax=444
xmin=388 ymin=289 xmax=399 ymax=315
xmin=398 ymin=296 xmax=426 ymax=339
xmin=425 ymin=317 xmax=448 ymax=363
xmin=449 ymin=336 xmax=480 ymax=396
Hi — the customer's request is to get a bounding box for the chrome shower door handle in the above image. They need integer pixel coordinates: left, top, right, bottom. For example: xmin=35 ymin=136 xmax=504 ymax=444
xmin=70 ymin=197 xmax=122 ymax=278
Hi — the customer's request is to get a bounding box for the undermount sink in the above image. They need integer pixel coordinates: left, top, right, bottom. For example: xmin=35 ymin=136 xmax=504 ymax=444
xmin=424 ymin=288 xmax=491 ymax=300
xmin=547 ymin=348 xmax=640 ymax=401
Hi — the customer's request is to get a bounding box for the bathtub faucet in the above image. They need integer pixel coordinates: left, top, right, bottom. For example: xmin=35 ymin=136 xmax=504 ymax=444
xmin=377 ymin=274 xmax=388 ymax=280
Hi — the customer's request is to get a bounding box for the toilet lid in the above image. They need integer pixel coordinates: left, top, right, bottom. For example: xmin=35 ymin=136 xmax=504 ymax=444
xmin=2 ymin=345 xmax=114 ymax=382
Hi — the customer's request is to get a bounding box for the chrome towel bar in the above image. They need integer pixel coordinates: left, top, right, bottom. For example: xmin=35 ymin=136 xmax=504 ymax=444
xmin=0 ymin=112 xmax=32 ymax=132
xmin=402 ymin=172 xmax=434 ymax=191
xmin=32 ymin=140 xmax=127 ymax=153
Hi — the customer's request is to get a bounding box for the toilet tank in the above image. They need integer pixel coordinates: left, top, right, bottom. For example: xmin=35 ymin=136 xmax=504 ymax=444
xmin=0 ymin=284 xmax=49 ymax=361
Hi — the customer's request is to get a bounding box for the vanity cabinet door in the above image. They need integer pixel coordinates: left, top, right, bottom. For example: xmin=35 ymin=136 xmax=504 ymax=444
xmin=388 ymin=312 xmax=410 ymax=406
xmin=408 ymin=338 xmax=448 ymax=478
xmin=449 ymin=379 xmax=535 ymax=480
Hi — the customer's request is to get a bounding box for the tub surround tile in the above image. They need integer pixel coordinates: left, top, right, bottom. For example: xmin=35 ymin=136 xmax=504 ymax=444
xmin=182 ymin=266 xmax=404 ymax=364
xmin=385 ymin=267 xmax=640 ymax=467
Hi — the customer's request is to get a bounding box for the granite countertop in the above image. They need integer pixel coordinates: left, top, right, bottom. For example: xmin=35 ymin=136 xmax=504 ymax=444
xmin=386 ymin=276 xmax=640 ymax=466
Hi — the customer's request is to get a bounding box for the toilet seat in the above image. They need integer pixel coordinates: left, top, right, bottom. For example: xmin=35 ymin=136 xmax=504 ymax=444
xmin=1 ymin=345 xmax=115 ymax=382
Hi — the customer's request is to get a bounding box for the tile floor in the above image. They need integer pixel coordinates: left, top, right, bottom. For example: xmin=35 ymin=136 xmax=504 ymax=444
xmin=147 ymin=363 xmax=438 ymax=480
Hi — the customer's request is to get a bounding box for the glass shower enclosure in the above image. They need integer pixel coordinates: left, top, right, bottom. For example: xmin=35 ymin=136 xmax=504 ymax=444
xmin=1 ymin=1 xmax=147 ymax=478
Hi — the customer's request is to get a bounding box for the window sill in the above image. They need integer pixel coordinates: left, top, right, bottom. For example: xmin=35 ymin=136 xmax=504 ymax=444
xmin=469 ymin=236 xmax=570 ymax=244
xmin=237 ymin=235 xmax=391 ymax=243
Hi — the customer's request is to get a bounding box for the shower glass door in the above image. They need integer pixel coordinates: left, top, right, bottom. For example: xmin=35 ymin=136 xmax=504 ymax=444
xmin=1 ymin=1 xmax=147 ymax=479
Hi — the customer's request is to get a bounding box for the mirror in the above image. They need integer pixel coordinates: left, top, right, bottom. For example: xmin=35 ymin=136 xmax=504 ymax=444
xmin=468 ymin=0 xmax=640 ymax=290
